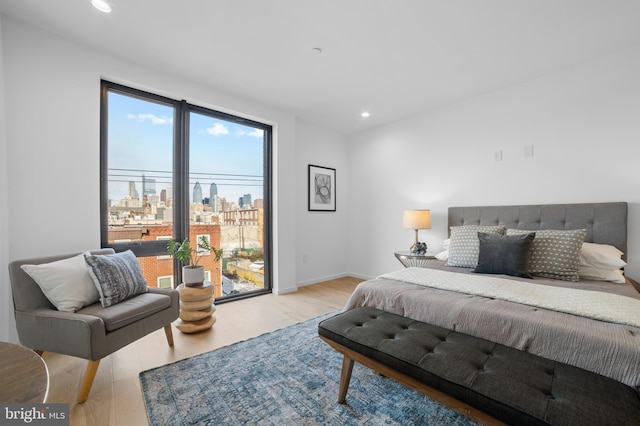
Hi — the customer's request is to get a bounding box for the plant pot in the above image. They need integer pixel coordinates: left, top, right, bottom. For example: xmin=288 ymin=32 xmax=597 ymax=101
xmin=183 ymin=265 xmax=205 ymax=287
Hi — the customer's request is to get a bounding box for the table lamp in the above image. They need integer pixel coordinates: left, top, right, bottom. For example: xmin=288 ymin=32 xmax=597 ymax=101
xmin=402 ymin=209 xmax=431 ymax=254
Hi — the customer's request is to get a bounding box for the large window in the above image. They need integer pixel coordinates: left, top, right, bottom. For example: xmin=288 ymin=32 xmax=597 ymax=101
xmin=100 ymin=81 xmax=272 ymax=301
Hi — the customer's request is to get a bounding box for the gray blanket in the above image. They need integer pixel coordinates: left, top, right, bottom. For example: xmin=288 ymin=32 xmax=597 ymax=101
xmin=344 ymin=263 xmax=640 ymax=391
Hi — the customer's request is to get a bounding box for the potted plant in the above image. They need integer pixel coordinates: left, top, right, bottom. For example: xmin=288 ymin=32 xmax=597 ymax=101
xmin=167 ymin=236 xmax=223 ymax=286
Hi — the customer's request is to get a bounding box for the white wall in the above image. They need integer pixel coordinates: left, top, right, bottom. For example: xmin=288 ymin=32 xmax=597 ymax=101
xmin=0 ymin=16 xmax=13 ymax=342
xmin=295 ymin=120 xmax=349 ymax=286
xmin=0 ymin=16 xmax=305 ymax=340
xmin=348 ymin=45 xmax=640 ymax=280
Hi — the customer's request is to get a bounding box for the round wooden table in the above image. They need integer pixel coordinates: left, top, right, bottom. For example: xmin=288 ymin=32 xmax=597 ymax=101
xmin=0 ymin=342 xmax=49 ymax=403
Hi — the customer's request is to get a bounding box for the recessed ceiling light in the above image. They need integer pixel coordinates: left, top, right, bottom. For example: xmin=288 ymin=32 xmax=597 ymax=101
xmin=312 ymin=47 xmax=322 ymax=54
xmin=92 ymin=0 xmax=111 ymax=13
xmin=361 ymin=112 xmax=371 ymax=118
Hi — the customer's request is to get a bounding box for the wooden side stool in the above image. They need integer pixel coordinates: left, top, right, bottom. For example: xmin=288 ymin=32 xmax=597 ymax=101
xmin=175 ymin=281 xmax=216 ymax=333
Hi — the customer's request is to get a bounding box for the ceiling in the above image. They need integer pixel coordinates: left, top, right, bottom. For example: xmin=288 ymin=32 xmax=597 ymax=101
xmin=1 ymin=1 xmax=640 ymax=135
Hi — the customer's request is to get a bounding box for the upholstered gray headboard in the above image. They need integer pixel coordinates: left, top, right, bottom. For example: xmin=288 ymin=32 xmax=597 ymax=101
xmin=448 ymin=202 xmax=628 ymax=259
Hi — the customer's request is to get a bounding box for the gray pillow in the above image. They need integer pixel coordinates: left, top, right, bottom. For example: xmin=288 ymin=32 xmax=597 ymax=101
xmin=506 ymin=229 xmax=587 ymax=282
xmin=84 ymin=250 xmax=148 ymax=307
xmin=447 ymin=225 xmax=506 ymax=268
xmin=473 ymin=232 xmax=536 ymax=278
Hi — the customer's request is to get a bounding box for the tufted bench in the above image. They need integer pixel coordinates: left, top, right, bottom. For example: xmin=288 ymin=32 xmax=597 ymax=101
xmin=318 ymin=307 xmax=640 ymax=426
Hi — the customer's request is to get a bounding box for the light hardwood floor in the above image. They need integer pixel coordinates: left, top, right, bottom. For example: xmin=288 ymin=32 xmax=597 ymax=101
xmin=42 ymin=276 xmax=363 ymax=426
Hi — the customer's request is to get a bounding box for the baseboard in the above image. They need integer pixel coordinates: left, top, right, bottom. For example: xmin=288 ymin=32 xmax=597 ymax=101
xmin=347 ymin=272 xmax=374 ymax=281
xmin=295 ymin=272 xmax=374 ymax=288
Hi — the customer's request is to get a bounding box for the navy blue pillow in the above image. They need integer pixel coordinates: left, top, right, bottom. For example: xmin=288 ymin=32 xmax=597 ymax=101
xmin=473 ymin=232 xmax=536 ymax=278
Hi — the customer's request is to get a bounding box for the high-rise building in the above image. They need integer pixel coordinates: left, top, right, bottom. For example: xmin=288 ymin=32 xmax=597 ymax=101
xmin=193 ymin=181 xmax=203 ymax=204
xmin=239 ymin=193 xmax=252 ymax=208
xmin=142 ymin=174 xmax=156 ymax=197
xmin=209 ymin=195 xmax=221 ymax=212
xmin=165 ymin=185 xmax=173 ymax=207
xmin=208 ymin=182 xmax=218 ymax=207
xmin=128 ymin=181 xmax=139 ymax=199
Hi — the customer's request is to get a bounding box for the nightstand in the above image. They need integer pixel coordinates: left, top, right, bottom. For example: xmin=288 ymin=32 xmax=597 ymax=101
xmin=394 ymin=251 xmax=438 ymax=268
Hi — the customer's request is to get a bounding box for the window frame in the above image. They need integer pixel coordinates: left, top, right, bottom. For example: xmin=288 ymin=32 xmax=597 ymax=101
xmin=157 ymin=275 xmax=174 ymax=289
xmin=100 ymin=80 xmax=273 ymax=300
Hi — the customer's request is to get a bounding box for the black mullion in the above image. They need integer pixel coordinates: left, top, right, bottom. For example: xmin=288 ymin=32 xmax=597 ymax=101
xmin=173 ymin=101 xmax=190 ymax=284
xmin=262 ymin=128 xmax=273 ymax=293
xmin=99 ymin=81 xmax=110 ymax=248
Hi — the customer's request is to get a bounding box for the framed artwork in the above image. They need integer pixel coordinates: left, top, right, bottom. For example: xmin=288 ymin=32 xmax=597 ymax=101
xmin=308 ymin=164 xmax=336 ymax=211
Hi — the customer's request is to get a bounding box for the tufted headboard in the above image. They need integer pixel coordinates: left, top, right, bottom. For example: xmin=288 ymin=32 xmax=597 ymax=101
xmin=448 ymin=202 xmax=628 ymax=260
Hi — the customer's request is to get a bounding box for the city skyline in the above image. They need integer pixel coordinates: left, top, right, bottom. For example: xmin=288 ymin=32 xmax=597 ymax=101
xmin=119 ymin=173 xmax=261 ymax=207
xmin=107 ymin=91 xmax=265 ymax=206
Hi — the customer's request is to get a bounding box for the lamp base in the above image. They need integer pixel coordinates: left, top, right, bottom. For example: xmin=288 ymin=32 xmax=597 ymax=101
xmin=409 ymin=241 xmax=428 ymax=255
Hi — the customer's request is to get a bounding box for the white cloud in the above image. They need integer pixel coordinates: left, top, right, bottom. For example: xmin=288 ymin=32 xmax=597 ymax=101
xmin=235 ymin=128 xmax=264 ymax=138
xmin=205 ymin=123 xmax=230 ymax=136
xmin=127 ymin=113 xmax=173 ymax=125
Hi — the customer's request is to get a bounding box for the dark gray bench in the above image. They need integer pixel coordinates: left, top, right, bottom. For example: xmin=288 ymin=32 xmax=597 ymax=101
xmin=318 ymin=306 xmax=640 ymax=426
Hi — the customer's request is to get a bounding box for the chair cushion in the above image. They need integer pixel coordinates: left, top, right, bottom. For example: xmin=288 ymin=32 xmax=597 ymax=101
xmin=78 ymin=292 xmax=172 ymax=332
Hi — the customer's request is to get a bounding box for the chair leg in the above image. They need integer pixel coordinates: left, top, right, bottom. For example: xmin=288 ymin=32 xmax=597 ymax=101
xmin=164 ymin=324 xmax=174 ymax=347
xmin=77 ymin=359 xmax=100 ymax=404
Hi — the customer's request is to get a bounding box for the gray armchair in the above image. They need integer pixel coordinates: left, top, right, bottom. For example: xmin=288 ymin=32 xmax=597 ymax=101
xmin=8 ymin=249 xmax=179 ymax=403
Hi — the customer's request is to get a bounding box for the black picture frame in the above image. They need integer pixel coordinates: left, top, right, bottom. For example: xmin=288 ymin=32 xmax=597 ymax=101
xmin=308 ymin=164 xmax=336 ymax=211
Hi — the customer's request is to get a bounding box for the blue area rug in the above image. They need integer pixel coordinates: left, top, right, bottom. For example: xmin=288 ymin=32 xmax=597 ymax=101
xmin=140 ymin=312 xmax=478 ymax=425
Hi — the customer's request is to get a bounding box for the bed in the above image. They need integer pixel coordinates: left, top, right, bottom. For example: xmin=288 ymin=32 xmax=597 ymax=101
xmin=344 ymin=202 xmax=640 ymax=392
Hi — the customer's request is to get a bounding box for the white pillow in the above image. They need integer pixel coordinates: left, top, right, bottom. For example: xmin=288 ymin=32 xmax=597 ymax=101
xmin=21 ymin=254 xmax=100 ymax=312
xmin=579 ymin=266 xmax=625 ymax=284
xmin=435 ymin=250 xmax=449 ymax=261
xmin=580 ymin=242 xmax=626 ymax=269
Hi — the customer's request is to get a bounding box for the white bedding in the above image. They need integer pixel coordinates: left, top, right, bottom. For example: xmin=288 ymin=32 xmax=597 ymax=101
xmin=380 ymin=267 xmax=640 ymax=328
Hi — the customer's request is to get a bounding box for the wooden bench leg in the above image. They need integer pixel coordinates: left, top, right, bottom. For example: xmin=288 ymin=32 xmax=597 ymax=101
xmin=77 ymin=359 xmax=100 ymax=404
xmin=164 ymin=324 xmax=175 ymax=347
xmin=338 ymin=355 xmax=354 ymax=404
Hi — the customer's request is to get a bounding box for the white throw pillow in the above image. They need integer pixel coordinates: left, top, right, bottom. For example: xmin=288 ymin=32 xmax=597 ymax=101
xmin=580 ymin=242 xmax=626 ymax=269
xmin=21 ymin=254 xmax=100 ymax=312
xmin=435 ymin=250 xmax=449 ymax=261
xmin=579 ymin=266 xmax=625 ymax=284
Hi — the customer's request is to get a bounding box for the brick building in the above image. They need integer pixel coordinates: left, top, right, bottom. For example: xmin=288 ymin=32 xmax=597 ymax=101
xmin=108 ymin=224 xmax=223 ymax=295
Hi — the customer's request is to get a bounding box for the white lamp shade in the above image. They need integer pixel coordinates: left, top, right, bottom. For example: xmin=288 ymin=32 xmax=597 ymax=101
xmin=402 ymin=210 xmax=431 ymax=230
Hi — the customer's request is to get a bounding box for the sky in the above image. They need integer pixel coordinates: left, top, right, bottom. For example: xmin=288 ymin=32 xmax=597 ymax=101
xmin=107 ymin=91 xmax=265 ymax=204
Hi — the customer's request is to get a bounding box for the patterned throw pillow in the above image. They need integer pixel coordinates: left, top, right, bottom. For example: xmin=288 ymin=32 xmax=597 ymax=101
xmin=84 ymin=250 xmax=148 ymax=307
xmin=506 ymin=229 xmax=587 ymax=282
xmin=447 ymin=225 xmax=506 ymax=268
